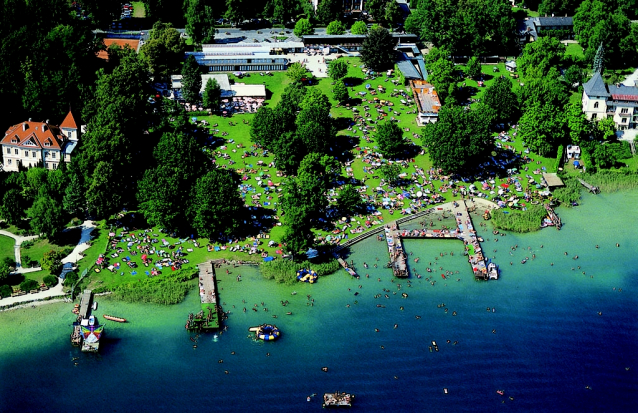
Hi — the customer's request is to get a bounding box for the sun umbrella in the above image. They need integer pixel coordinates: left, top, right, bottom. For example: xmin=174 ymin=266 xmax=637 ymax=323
xmin=500 ymin=183 xmax=509 ymax=188
xmin=109 ymin=232 xmax=116 ymax=237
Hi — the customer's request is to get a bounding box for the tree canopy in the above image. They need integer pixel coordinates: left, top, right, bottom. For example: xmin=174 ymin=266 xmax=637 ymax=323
xmin=360 ymin=26 xmax=396 ymax=71
xmin=518 ymin=102 xmax=566 ymax=157
xmin=191 ymin=170 xmax=244 ymax=240
xmin=140 ymin=21 xmax=185 ymax=79
xmin=421 ymin=105 xmax=493 ymax=175
xmin=350 ymin=21 xmax=368 ymax=35
xmin=483 ymin=76 xmax=519 ymax=123
xmin=517 ymin=37 xmax=566 ymax=80
xmin=181 ymin=55 xmax=202 ymax=104
xmin=326 ymin=20 xmax=346 ymax=35
xmin=316 ymin=0 xmax=342 ymax=24
xmin=375 ymin=121 xmax=404 ymax=159
xmin=329 ymin=59 xmax=349 ymax=80
xmin=294 ymin=18 xmax=314 ymax=37
xmin=202 ymin=78 xmax=222 ymax=111
xmin=184 ymin=0 xmax=216 ymax=44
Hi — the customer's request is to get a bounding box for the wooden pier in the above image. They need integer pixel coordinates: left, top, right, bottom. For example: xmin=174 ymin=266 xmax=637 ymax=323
xmin=385 ymin=200 xmax=492 ymax=280
xmin=71 ymin=290 xmax=104 ymax=352
xmin=186 ymin=261 xmax=221 ymax=331
xmin=577 ymin=178 xmax=600 ymax=194
xmin=544 ymin=204 xmax=562 ymax=230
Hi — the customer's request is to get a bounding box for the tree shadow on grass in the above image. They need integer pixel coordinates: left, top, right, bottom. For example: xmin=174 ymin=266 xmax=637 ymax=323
xmin=235 ymin=206 xmax=277 ymax=240
xmin=52 ymin=227 xmax=82 ymax=247
xmin=343 ymin=77 xmax=363 ymax=87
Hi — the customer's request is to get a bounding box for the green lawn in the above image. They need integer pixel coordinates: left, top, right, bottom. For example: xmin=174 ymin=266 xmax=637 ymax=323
xmin=20 ymin=227 xmax=81 ymax=267
xmin=565 ymin=43 xmax=584 ymax=59
xmin=0 ymin=235 xmax=15 ymax=265
xmin=132 ymin=1 xmax=146 ymax=18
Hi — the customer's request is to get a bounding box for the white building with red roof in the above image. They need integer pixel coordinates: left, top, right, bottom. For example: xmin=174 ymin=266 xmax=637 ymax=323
xmin=582 ymin=72 xmax=638 ymax=130
xmin=1 ymin=110 xmax=80 ymax=172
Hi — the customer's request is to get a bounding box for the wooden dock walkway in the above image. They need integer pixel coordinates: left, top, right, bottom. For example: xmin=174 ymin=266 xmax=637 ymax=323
xmin=187 ymin=261 xmax=220 ymax=331
xmin=577 ymin=178 xmax=600 ymax=194
xmin=544 ymin=204 xmax=562 ymax=230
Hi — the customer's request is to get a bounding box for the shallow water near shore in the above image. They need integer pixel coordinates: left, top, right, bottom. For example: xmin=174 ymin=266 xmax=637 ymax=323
xmin=1 ymin=191 xmax=637 ymax=412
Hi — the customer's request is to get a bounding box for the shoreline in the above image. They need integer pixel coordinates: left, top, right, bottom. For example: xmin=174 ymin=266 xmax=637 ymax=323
xmin=0 ymin=297 xmax=67 ymax=312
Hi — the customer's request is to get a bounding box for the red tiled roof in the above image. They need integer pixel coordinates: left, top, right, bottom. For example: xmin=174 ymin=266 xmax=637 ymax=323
xmin=97 ymin=38 xmax=140 ymax=60
xmin=611 ymin=94 xmax=638 ymax=101
xmin=60 ymin=110 xmax=78 ymax=129
xmin=1 ymin=121 xmax=64 ymax=150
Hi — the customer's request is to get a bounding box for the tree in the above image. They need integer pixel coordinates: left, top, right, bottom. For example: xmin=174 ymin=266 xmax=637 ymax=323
xmin=326 ymin=20 xmax=346 ymax=35
xmin=184 ymin=0 xmax=216 ymax=44
xmin=483 ymin=76 xmax=519 ymax=123
xmin=592 ymin=42 xmax=605 ymax=73
xmin=140 ymin=21 xmax=185 ymax=79
xmin=86 ymin=162 xmax=122 ymax=219
xmin=517 ymin=36 xmax=566 ymax=80
xmin=63 ymin=271 xmax=79 ymax=287
xmin=413 ymin=0 xmax=515 ymax=56
xmin=63 ymin=170 xmax=85 ymax=217
xmin=273 ymin=132 xmax=305 ymax=174
xmin=367 ymin=0 xmax=390 ymax=23
xmin=316 ymin=0 xmax=341 ymax=24
xmin=0 ymin=189 xmax=25 ymax=225
xmin=421 ymin=105 xmax=493 ymax=174
xmin=424 ymin=47 xmax=457 ymax=104
xmin=43 ymin=275 xmax=58 ymax=288
xmin=538 ymin=0 xmax=581 ymax=16
xmin=181 ymin=55 xmax=202 ymax=104
xmin=286 ymin=62 xmax=310 ymax=82
xmin=375 ymin=121 xmax=404 ymax=158
xmin=517 ymin=69 xmax=569 ymax=111
xmin=333 ymin=80 xmax=348 ymax=103
xmin=0 ymin=284 xmax=12 ymax=298
xmin=337 ymin=184 xmax=364 ymax=215
xmin=251 ymin=107 xmax=285 ymax=148
xmin=297 ymin=153 xmax=340 ymax=195
xmin=225 ymin=0 xmax=246 ymax=24
xmin=592 ymin=144 xmax=617 ymax=169
xmin=27 ymin=193 xmax=65 ymax=239
xmin=20 ymin=279 xmax=39 ymax=292
xmin=273 ymin=0 xmax=303 ymax=24
xmin=350 ymin=21 xmax=368 ymax=35
xmin=294 ymin=18 xmax=314 ymax=37
xmin=191 ymin=170 xmax=244 ymax=239
xmin=566 ymin=103 xmax=592 ymax=146
xmin=329 ymin=59 xmax=349 ymax=80
xmin=564 ymin=65 xmax=585 ymax=87
xmin=465 ymin=56 xmax=482 ymax=79
xmin=518 ymin=102 xmax=566 ymax=157
xmin=385 ymin=0 xmax=403 ymax=27
xmin=596 ymin=117 xmax=617 ymax=141
xmin=378 ymin=163 xmax=402 ymax=185
xmin=280 ymin=178 xmax=315 ymax=253
xmin=360 ymin=26 xmax=396 ymax=71
xmin=202 ymin=78 xmax=222 ymax=111
xmin=41 ymin=250 xmax=63 ymax=274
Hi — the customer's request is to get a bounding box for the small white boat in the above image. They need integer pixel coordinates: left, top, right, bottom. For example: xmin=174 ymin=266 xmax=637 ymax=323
xmin=88 ymin=315 xmax=95 ymax=326
xmin=488 ymin=262 xmax=499 ymax=280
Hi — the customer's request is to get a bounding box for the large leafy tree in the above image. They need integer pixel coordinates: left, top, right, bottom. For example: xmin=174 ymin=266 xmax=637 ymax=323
xmin=412 ymin=0 xmax=515 ymax=56
xmin=63 ymin=169 xmax=85 ymax=217
xmin=483 ymin=76 xmax=519 ymax=123
xmin=224 ymin=0 xmax=246 ymax=24
xmin=538 ymin=0 xmax=581 ymax=16
xmin=28 ymin=191 xmax=65 ymax=239
xmin=202 ymin=78 xmax=222 ymax=112
xmin=286 ymin=62 xmax=310 ymax=83
xmin=140 ymin=21 xmax=185 ymax=79
xmin=86 ymin=162 xmax=122 ymax=218
xmin=518 ymin=102 xmax=566 ymax=157
xmin=424 ymin=47 xmax=457 ymax=104
xmin=137 ymin=131 xmax=208 ymax=232
xmin=337 ymin=184 xmax=364 ymax=215
xmin=316 ymin=0 xmax=342 ymax=24
xmin=350 ymin=21 xmax=368 ymax=35
xmin=366 ymin=0 xmax=390 ymax=23
xmin=574 ymin=0 xmax=638 ymax=67
xmin=517 ymin=36 xmax=566 ymax=80
xmin=329 ymin=59 xmax=349 ymax=80
xmin=280 ymin=178 xmax=315 ymax=253
xmin=566 ymin=103 xmax=593 ymax=146
xmin=191 ymin=170 xmax=244 ymax=239
xmin=251 ymin=107 xmax=285 ymax=148
xmin=384 ymin=0 xmax=403 ymax=27
xmin=360 ymin=26 xmax=396 ymax=71
xmin=333 ymin=80 xmax=348 ymax=103
xmin=181 ymin=55 xmax=202 ymax=104
xmin=294 ymin=18 xmax=314 ymax=37
xmin=184 ymin=0 xmax=216 ymax=45
xmin=326 ymin=20 xmax=346 ymax=35
xmin=465 ymin=56 xmax=482 ymax=79
xmin=0 ymin=189 xmax=25 ymax=226
xmin=272 ymin=0 xmax=303 ymax=24
xmin=517 ymin=69 xmax=569 ymax=112
xmin=375 ymin=121 xmax=404 ymax=159
xmin=421 ymin=105 xmax=493 ymax=175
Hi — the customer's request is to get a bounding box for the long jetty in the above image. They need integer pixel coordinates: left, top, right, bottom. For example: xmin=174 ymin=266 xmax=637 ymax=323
xmin=577 ymin=178 xmax=600 ymax=194
xmin=544 ymin=204 xmax=562 ymax=230
xmin=186 ymin=261 xmax=221 ymax=331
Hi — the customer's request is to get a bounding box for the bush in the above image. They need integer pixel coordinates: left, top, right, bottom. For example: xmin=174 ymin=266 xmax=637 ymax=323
xmin=43 ymin=275 xmax=58 ymax=288
xmin=552 ymin=178 xmax=581 ymax=205
xmin=0 ymin=284 xmax=13 ymax=298
xmin=326 ymin=20 xmax=346 ymax=35
xmin=42 ymin=250 xmax=63 ymax=275
xmin=261 ymin=259 xmax=340 ymax=284
xmin=553 ymin=145 xmax=564 ymax=172
xmin=110 ymin=267 xmax=198 ymax=305
xmin=19 ymin=278 xmax=39 ymax=292
xmin=21 ymin=240 xmax=35 ymax=249
xmin=2 ymin=257 xmax=14 ymax=268
xmin=491 ymin=204 xmax=547 ymax=233
xmin=71 ymin=217 xmax=82 ymax=226
xmin=63 ymin=271 xmax=79 ymax=287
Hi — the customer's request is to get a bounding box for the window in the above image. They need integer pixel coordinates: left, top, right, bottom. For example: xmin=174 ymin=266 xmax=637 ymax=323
xmin=593 ymin=102 xmax=599 ymax=109
xmin=24 ymin=150 xmax=28 ymax=157
xmin=5 ymin=148 xmax=9 ymax=154
xmin=621 ymin=108 xmax=629 ymax=114
xmin=45 ymin=152 xmax=49 ymax=158
xmin=622 ymin=118 xmax=628 ymax=123
xmin=68 ymin=131 xmax=72 ymax=138
xmin=52 ymin=152 xmax=56 ymax=159
xmin=8 ymin=159 xmax=11 ymax=165
xmin=592 ymin=113 xmax=597 ymax=120
xmin=14 ymin=149 xmax=18 ymax=155
xmin=32 ymin=151 xmax=36 ymax=158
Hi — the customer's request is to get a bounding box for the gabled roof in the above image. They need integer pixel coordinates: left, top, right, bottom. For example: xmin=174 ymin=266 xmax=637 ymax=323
xmin=583 ymin=72 xmax=609 ymax=97
xmin=1 ymin=121 xmax=65 ymax=150
xmin=60 ymin=110 xmax=78 ymax=130
xmin=608 ymin=84 xmax=638 ymax=101
xmin=535 ymin=17 xmax=573 ymax=27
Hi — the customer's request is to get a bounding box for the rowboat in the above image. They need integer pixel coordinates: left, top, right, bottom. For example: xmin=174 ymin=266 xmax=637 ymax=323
xmin=103 ymin=314 xmax=127 ymax=323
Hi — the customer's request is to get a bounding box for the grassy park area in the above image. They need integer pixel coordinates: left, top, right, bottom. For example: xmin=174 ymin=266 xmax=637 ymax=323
xmin=0 ymin=235 xmax=15 ymax=265
xmin=132 ymin=1 xmax=145 ymax=18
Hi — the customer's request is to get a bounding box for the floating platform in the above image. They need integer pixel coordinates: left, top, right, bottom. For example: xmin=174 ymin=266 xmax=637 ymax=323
xmin=323 ymin=392 xmax=354 ymax=408
xmin=185 ymin=262 xmax=221 ymax=331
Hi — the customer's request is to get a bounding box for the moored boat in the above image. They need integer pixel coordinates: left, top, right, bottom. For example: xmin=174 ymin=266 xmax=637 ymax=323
xmin=487 ymin=262 xmax=499 ymax=280
xmin=88 ymin=315 xmax=95 ymax=326
xmin=103 ymin=314 xmax=127 ymax=323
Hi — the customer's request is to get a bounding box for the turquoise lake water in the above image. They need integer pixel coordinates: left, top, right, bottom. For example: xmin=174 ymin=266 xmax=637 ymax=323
xmin=1 ymin=191 xmax=637 ymax=412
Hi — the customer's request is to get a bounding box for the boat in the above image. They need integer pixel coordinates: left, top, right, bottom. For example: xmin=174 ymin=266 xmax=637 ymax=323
xmin=92 ymin=302 xmax=98 ymax=311
xmin=323 ymin=392 xmax=354 ymax=408
xmin=497 ymin=390 xmax=505 ymax=396
xmin=487 ymin=262 xmax=499 ymax=280
xmin=103 ymin=314 xmax=127 ymax=323
xmin=88 ymin=315 xmax=95 ymax=326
